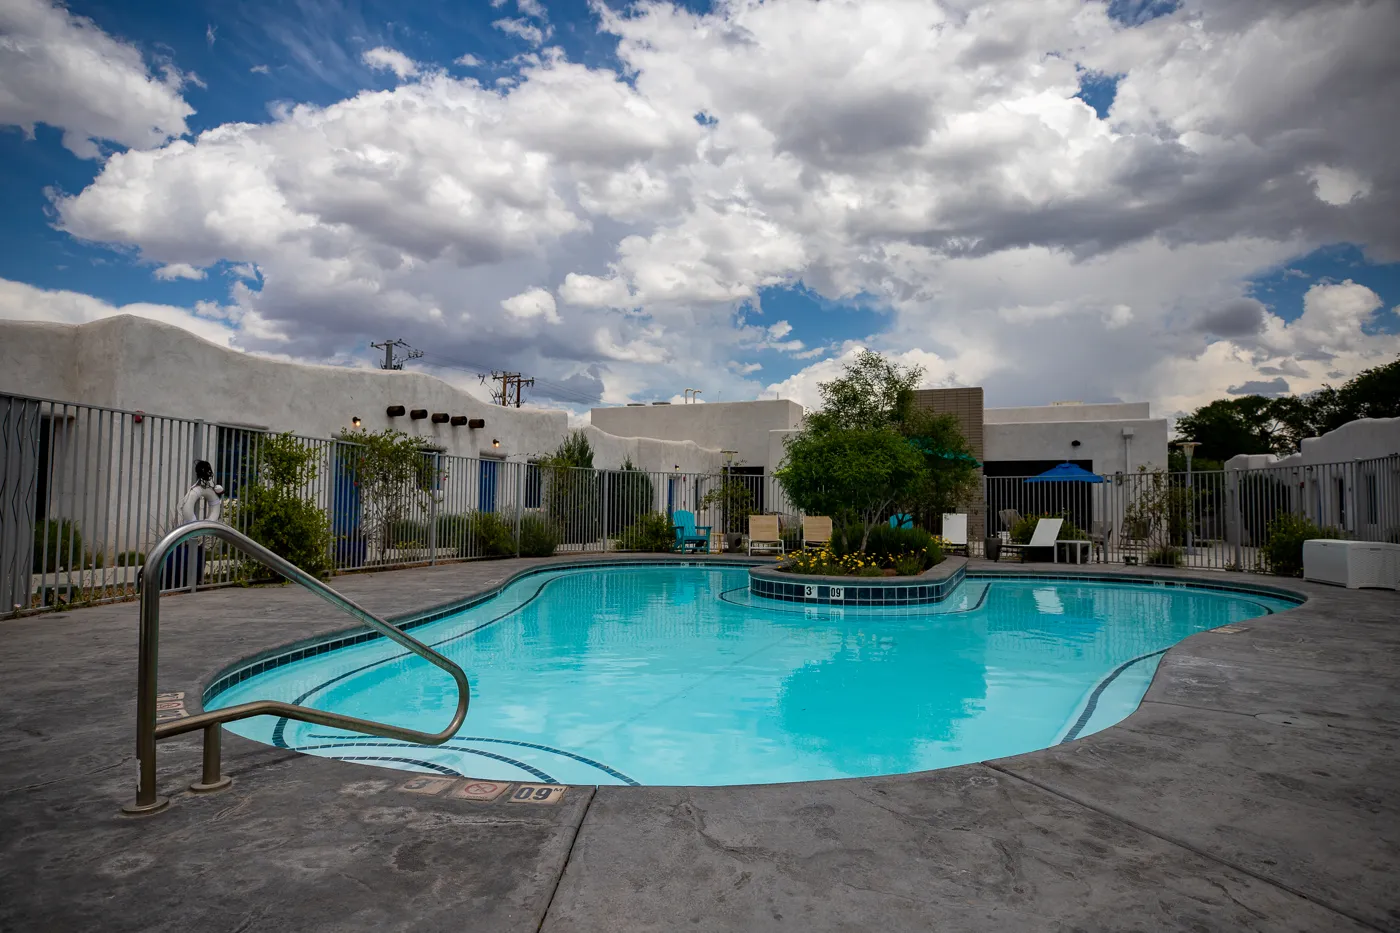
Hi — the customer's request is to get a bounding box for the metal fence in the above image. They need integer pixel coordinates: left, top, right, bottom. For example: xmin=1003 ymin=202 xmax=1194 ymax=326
xmin=5 ymin=389 xmax=1397 ymax=618
xmin=980 ymin=456 xmax=1400 ymax=569
xmin=1 ymin=392 xmax=801 ymax=618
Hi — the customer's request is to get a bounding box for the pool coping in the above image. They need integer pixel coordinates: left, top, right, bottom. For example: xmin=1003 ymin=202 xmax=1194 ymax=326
xmin=749 ymin=556 xmax=967 ymax=605
xmin=201 ymin=554 xmax=1307 ymax=712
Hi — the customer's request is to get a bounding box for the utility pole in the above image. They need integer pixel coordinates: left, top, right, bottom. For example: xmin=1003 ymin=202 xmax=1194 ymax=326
xmin=370 ymin=338 xmax=424 ymax=370
xmin=481 ymin=371 xmax=535 ymax=407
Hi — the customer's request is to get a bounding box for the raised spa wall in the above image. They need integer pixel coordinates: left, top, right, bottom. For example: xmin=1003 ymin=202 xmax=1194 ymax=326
xmin=749 ymin=557 xmax=968 ymax=606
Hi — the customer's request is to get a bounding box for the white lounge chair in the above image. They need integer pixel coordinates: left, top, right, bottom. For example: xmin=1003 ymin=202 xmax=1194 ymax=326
xmin=941 ymin=513 xmax=968 ymax=555
xmin=748 ymin=514 xmax=785 ymax=556
xmin=1000 ymin=517 xmax=1063 ymax=562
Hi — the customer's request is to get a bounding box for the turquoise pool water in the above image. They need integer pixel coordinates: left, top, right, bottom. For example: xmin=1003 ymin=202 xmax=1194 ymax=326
xmin=209 ymin=566 xmax=1297 ymax=786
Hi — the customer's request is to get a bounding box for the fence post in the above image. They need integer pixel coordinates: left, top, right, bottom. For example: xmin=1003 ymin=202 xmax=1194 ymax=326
xmin=428 ymin=451 xmax=440 ymax=566
xmin=601 ymin=467 xmax=610 ymax=552
xmin=514 ymin=462 xmax=523 ymax=558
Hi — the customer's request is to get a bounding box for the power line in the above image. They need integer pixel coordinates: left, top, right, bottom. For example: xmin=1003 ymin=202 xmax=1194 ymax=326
xmin=481 ymin=371 xmax=535 ymax=407
xmin=370 ymin=338 xmax=424 ymax=370
xmin=418 ymin=350 xmax=604 ymax=407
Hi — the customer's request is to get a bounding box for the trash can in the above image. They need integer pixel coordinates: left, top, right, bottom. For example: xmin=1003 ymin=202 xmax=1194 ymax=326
xmin=985 ymin=539 xmax=1002 ymax=562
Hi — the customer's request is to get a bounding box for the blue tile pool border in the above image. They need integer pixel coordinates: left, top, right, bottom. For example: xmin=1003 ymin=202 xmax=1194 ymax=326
xmin=201 ymin=557 xmax=1307 ymax=709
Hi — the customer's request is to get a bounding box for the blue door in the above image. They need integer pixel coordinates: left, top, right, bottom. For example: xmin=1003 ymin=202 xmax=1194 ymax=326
xmin=332 ymin=443 xmax=364 ymax=567
xmin=479 ymin=459 xmax=498 ymax=514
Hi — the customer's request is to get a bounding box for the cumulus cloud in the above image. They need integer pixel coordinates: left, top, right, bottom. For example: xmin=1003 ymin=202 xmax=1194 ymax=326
xmin=22 ymin=0 xmax=1400 ymax=414
xmin=1227 ymin=377 xmax=1289 ymax=396
xmin=0 ymin=0 xmax=193 ymax=157
xmin=153 ymin=262 xmax=205 ymax=281
xmin=501 ymin=287 xmax=560 ymax=324
xmin=493 ymin=18 xmax=547 ymax=46
xmin=361 ymin=46 xmax=418 ymax=79
xmin=0 ymin=277 xmax=238 ymax=346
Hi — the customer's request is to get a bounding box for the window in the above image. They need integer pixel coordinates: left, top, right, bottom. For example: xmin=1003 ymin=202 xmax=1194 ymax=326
xmin=1365 ymin=473 xmax=1378 ymax=525
xmin=525 ymin=462 xmax=542 ymax=509
xmin=1336 ymin=477 xmax=1346 ymax=529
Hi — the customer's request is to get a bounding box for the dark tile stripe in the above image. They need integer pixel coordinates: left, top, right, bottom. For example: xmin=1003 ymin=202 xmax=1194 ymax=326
xmin=1059 ymin=648 xmax=1171 ymax=744
xmin=294 ymin=741 xmax=557 ymax=783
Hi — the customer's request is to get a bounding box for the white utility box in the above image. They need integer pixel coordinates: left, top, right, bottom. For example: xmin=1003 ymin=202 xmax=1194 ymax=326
xmin=1302 ymin=539 xmax=1400 ymax=590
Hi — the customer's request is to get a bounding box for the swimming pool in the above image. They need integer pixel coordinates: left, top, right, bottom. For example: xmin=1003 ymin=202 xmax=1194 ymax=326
xmin=207 ymin=565 xmax=1299 ymax=786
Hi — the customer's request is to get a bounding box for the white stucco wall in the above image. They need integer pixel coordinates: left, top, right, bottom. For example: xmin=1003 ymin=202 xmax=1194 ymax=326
xmin=1226 ymin=417 xmax=1400 ymax=470
xmin=984 ymin=402 xmax=1151 ymax=424
xmin=590 ymin=399 xmax=804 ymax=469
xmin=0 ymin=315 xmax=724 ymax=473
xmin=984 ymin=418 xmax=1168 ymax=474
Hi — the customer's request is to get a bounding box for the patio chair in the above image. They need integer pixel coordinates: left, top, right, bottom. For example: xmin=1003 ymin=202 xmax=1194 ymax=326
xmin=748 ymin=514 xmax=785 ymax=556
xmin=889 ymin=513 xmax=913 ymax=529
xmin=672 ymin=509 xmax=711 ymax=554
xmin=998 ymin=508 xmax=1023 ymax=534
xmin=1090 ymin=520 xmax=1113 ymax=562
xmin=802 ymin=515 xmax=832 ymax=549
xmin=999 ymin=517 xmax=1064 ymax=563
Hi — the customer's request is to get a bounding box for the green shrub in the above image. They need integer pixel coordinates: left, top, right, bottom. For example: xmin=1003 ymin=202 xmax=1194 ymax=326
xmin=1009 ymin=513 xmax=1088 ymax=544
xmin=616 ymin=512 xmax=675 ymax=552
xmin=780 ymin=527 xmax=802 ymax=552
xmin=472 ymin=511 xmax=518 ymax=557
xmin=116 ymin=550 xmax=145 ymax=567
xmin=434 ymin=513 xmax=473 ymax=548
xmin=1145 ymin=546 xmax=1183 ymax=567
xmin=1262 ymin=514 xmax=1340 ymax=577
xmin=33 ymin=519 xmax=83 ymax=573
xmin=388 ymin=518 xmax=428 ymax=548
xmin=831 ymin=521 xmax=940 ymax=562
xmin=232 ymin=433 xmax=332 ymax=578
xmin=890 ymin=551 xmax=927 ymax=576
xmin=518 ymin=515 xmax=560 ymax=557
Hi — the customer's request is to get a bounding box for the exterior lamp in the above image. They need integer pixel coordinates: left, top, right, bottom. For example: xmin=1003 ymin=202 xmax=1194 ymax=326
xmin=1175 ymin=440 xmax=1201 ymax=555
xmin=351 ymin=416 xmax=362 ymax=429
xmin=492 ymin=439 xmax=500 ymax=448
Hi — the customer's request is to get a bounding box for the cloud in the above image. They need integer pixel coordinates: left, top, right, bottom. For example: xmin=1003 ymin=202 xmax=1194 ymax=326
xmin=454 ymin=54 xmax=482 ymax=67
xmin=153 ymin=262 xmax=206 ymax=281
xmin=1308 ymin=165 xmax=1371 ymax=206
xmin=28 ymin=0 xmax=1400 ymax=416
xmin=493 ymin=18 xmax=548 ymax=46
xmin=1227 ymin=377 xmax=1289 ymax=396
xmin=501 ymin=287 xmax=560 ymax=324
xmin=0 ymin=0 xmax=193 ymax=158
xmin=361 ymin=46 xmax=418 ymax=80
xmin=0 ymin=276 xmax=239 ymax=346
xmin=767 ymin=320 xmax=793 ymax=339
xmin=250 ymin=64 xmax=270 ymax=75
xmin=1194 ymin=298 xmax=1266 ymax=337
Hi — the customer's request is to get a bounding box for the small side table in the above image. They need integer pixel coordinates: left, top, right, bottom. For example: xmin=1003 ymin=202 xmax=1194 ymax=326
xmin=1057 ymin=540 xmax=1091 ymax=564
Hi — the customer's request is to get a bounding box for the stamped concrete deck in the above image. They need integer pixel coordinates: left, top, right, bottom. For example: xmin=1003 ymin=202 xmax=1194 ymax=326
xmin=2 ymin=556 xmax=1397 ymax=932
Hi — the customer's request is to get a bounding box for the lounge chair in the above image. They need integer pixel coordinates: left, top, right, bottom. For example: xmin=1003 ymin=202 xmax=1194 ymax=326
xmin=672 ymin=509 xmax=711 ymax=554
xmin=1090 ymin=520 xmax=1113 ymax=562
xmin=748 ymin=514 xmax=785 ymax=556
xmin=999 ymin=517 xmax=1064 ymax=563
xmin=940 ymin=513 xmax=968 ymax=555
xmin=802 ymin=515 xmax=832 ymax=549
xmin=889 ymin=513 xmax=913 ymax=529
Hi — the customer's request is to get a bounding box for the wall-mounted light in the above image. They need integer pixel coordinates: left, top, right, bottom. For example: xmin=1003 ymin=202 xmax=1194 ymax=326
xmin=431 ymin=412 xmax=450 ymax=424
xmin=351 ymin=416 xmax=362 ymax=429
xmin=1071 ymin=439 xmax=1081 ymax=448
xmin=492 ymin=438 xmax=500 ymax=448
xmin=410 ymin=409 xmax=428 ymax=420
xmin=386 ymin=405 xmax=406 ymax=417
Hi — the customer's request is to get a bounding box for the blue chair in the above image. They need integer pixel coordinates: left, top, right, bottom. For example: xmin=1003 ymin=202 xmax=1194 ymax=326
xmin=889 ymin=513 xmax=913 ymax=529
xmin=672 ymin=510 xmax=712 ymax=553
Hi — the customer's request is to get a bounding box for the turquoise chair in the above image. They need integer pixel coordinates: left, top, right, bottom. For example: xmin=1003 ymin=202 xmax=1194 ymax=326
xmin=889 ymin=513 xmax=913 ymax=529
xmin=672 ymin=510 xmax=711 ymax=553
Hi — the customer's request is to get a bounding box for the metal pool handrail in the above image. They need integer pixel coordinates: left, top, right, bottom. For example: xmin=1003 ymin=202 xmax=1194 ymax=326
xmin=124 ymin=520 xmax=470 ymax=815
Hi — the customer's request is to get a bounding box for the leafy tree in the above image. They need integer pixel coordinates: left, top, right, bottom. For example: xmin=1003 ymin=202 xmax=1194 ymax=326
xmin=899 ymin=404 xmax=980 ymax=520
xmin=605 ymin=457 xmax=655 ymax=535
xmin=233 ymin=432 xmax=332 ymax=577
xmin=541 ymin=431 xmax=600 ymax=544
xmin=334 ymin=428 xmax=435 ymax=555
xmin=806 ymin=349 xmax=923 ymax=432
xmin=1172 ymin=396 xmax=1299 ymax=461
xmin=699 ymin=470 xmax=755 ymax=535
xmin=1308 ymin=355 xmax=1400 ymax=433
xmin=775 ymin=426 xmax=927 ymax=552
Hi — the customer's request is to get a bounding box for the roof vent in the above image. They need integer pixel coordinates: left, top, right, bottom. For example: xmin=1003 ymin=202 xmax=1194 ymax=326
xmin=652 ymin=401 xmax=671 ymax=406
xmin=626 ymin=403 xmax=646 ymax=407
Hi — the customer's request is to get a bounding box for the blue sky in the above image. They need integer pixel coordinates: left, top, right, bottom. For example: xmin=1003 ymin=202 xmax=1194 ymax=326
xmin=2 ymin=0 xmax=1397 ymax=415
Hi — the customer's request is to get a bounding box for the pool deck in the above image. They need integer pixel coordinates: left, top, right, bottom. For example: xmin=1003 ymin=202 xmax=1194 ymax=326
xmin=2 ymin=555 xmax=1397 ymax=932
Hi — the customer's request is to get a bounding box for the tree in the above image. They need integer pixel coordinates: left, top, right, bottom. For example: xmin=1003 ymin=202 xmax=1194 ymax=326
xmin=1309 ymin=355 xmax=1400 ymax=433
xmin=899 ymin=405 xmax=980 ymax=521
xmin=1173 ymin=396 xmax=1299 ymax=462
xmin=806 ymin=349 xmax=923 ymax=433
xmin=775 ymin=426 xmax=927 ymax=552
xmin=541 ymin=431 xmax=600 ymax=544
xmin=605 ymin=457 xmax=655 ymax=535
xmin=334 ymin=428 xmax=434 ymax=556
xmin=234 ymin=432 xmax=332 ymax=577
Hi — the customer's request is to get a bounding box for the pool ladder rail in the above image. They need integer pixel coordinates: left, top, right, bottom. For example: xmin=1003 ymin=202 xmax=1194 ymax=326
xmin=123 ymin=520 xmax=470 ymax=815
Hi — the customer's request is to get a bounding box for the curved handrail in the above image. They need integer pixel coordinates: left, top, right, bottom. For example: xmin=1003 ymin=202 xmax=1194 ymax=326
xmin=127 ymin=520 xmax=470 ymax=813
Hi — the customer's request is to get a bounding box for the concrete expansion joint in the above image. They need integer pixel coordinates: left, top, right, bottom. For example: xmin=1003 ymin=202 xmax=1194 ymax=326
xmin=983 ymin=763 xmax=1390 ymax=933
xmin=535 ymin=786 xmax=596 ymax=933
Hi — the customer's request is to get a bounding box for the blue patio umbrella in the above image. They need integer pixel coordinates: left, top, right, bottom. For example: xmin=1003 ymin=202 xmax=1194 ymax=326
xmin=1024 ymin=462 xmax=1104 ymax=483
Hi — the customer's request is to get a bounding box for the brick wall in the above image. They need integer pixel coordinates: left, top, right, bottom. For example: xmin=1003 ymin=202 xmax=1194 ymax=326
xmin=911 ymin=387 xmax=986 ymax=541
